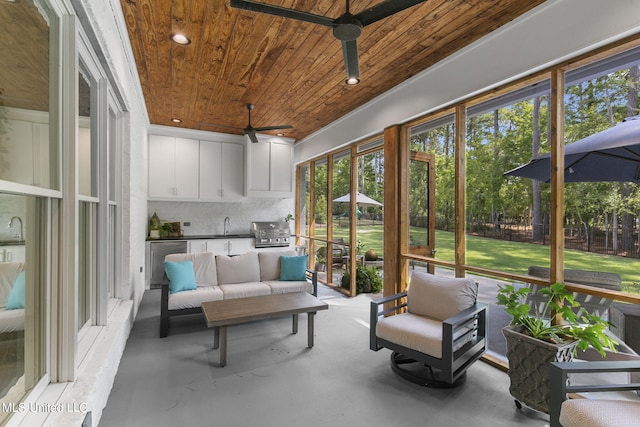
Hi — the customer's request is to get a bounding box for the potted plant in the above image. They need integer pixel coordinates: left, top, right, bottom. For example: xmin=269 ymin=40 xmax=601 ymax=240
xmin=496 ymin=282 xmax=617 ymax=414
xmin=341 ymin=264 xmax=382 ymax=294
xmin=315 ymin=247 xmax=327 ymax=272
xmin=284 ymin=214 xmax=295 ymax=235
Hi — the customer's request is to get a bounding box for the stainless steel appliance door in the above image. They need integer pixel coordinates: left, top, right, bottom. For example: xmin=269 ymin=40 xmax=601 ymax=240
xmin=149 ymin=241 xmax=188 ymax=288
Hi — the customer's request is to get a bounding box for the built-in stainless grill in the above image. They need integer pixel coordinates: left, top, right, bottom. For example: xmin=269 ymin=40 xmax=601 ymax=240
xmin=252 ymin=221 xmax=291 ymax=248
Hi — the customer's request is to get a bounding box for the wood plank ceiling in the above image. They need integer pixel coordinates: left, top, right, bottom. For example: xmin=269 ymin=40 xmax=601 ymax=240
xmin=121 ymin=0 xmax=546 ymax=142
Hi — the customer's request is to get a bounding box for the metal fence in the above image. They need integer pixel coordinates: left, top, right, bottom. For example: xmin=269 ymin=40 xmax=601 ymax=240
xmin=461 ymin=219 xmax=640 ymax=259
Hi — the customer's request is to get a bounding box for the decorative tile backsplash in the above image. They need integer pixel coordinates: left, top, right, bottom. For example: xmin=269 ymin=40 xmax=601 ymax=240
xmin=148 ymin=198 xmax=295 ymax=236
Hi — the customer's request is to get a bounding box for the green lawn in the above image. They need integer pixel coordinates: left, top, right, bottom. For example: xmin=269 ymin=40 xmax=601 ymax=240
xmin=327 ymin=224 xmax=640 ymax=290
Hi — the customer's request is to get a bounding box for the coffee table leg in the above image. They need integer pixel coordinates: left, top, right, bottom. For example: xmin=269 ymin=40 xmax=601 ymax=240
xmin=292 ymin=314 xmax=298 ymax=334
xmin=213 ymin=327 xmax=219 ymax=349
xmin=307 ymin=312 xmax=315 ymax=348
xmin=220 ymin=326 xmax=227 ymax=367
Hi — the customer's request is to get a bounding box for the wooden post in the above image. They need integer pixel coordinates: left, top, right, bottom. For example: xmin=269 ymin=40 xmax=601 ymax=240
xmin=455 ymin=105 xmax=466 ymax=278
xmin=550 ymin=68 xmax=565 ymax=325
xmin=384 ymin=125 xmax=404 ymax=296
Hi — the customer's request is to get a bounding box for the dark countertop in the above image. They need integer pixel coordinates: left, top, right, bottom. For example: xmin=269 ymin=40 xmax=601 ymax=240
xmin=0 ymin=241 xmax=25 ymax=246
xmin=146 ymin=234 xmax=253 ymax=242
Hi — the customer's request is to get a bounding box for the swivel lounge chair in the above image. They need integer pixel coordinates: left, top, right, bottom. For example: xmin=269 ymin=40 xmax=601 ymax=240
xmin=549 ymin=359 xmax=640 ymax=427
xmin=370 ymin=272 xmax=488 ymax=387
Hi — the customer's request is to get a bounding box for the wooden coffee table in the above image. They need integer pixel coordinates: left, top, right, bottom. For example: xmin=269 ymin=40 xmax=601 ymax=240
xmin=202 ymin=292 xmax=328 ymax=367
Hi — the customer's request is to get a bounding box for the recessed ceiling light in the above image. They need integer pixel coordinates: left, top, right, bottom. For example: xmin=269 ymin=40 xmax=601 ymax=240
xmin=346 ymin=77 xmax=360 ymax=85
xmin=171 ymin=118 xmax=182 ymax=123
xmin=171 ymin=33 xmax=191 ymax=45
xmin=276 ymin=133 xmax=284 ymax=136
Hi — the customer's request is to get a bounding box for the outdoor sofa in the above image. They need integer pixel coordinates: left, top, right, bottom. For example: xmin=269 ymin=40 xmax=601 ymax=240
xmin=160 ymin=250 xmax=317 ymax=337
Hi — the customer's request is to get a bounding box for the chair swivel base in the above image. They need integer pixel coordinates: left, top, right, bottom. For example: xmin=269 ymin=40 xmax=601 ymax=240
xmin=390 ymin=352 xmax=466 ymax=388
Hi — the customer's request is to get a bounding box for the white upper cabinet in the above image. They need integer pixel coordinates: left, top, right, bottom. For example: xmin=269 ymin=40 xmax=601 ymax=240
xmin=245 ymin=136 xmax=294 ymax=198
xmin=199 ymin=141 xmax=244 ymax=202
xmin=148 ymin=135 xmax=199 ymax=200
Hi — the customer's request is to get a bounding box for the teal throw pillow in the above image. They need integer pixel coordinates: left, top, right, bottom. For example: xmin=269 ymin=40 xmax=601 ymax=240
xmin=165 ymin=260 xmax=197 ymax=294
xmin=7 ymin=271 xmax=25 ymax=310
xmin=279 ymin=255 xmax=308 ymax=281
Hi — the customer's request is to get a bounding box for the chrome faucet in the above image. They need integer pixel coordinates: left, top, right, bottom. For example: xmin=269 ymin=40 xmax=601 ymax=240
xmin=224 ymin=217 xmax=231 ymax=237
xmin=8 ymin=216 xmax=23 ymax=242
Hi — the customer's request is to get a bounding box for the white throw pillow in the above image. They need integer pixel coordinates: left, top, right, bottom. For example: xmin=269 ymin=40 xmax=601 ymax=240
xmin=258 ymin=250 xmax=296 ymax=281
xmin=216 ymin=252 xmax=261 ymax=285
xmin=165 ymin=252 xmax=217 ymax=287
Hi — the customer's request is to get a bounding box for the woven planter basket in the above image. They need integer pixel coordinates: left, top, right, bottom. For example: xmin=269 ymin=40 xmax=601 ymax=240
xmin=502 ymin=325 xmax=578 ymax=414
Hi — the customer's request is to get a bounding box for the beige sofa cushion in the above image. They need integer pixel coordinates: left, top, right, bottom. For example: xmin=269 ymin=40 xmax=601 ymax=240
xmin=258 ymin=250 xmax=297 ymax=281
xmin=219 ymin=282 xmax=271 ymax=299
xmin=264 ymin=280 xmax=313 ymax=295
xmin=165 ymin=252 xmax=217 ymax=287
xmin=376 ymin=312 xmax=444 ymax=358
xmin=168 ymin=286 xmax=223 ymax=310
xmin=216 ymin=252 xmax=261 ymax=285
xmin=407 ymin=272 xmax=477 ymax=321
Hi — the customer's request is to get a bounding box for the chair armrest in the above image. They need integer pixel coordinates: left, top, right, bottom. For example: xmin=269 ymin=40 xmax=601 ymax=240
xmin=549 ymin=360 xmax=640 ymax=427
xmin=306 ymin=269 xmax=318 ymax=296
xmin=369 ymin=292 xmax=407 ymax=351
xmin=441 ymin=303 xmax=488 ymax=357
xmin=443 ymin=303 xmax=488 ymax=327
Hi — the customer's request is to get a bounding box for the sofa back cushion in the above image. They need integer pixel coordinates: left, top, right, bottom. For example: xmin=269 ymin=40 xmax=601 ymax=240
xmin=216 ymin=251 xmax=261 ymax=285
xmin=165 ymin=252 xmax=217 ymax=287
xmin=258 ymin=250 xmax=297 ymax=281
xmin=407 ymin=272 xmax=477 ymax=321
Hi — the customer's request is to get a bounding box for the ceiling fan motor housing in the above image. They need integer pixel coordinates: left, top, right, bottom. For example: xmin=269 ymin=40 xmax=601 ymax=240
xmin=333 ymin=15 xmax=362 ymax=41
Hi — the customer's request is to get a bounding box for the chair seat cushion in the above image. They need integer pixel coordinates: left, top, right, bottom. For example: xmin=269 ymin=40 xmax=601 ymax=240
xmin=376 ymin=312 xmax=444 ymax=358
xmin=560 ymin=399 xmax=640 ymax=427
xmin=168 ymin=286 xmax=224 ymax=310
xmin=264 ymin=280 xmax=313 ymax=295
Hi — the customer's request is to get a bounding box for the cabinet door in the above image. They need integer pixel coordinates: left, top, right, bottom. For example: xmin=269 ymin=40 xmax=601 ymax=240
xmin=188 ymin=240 xmax=207 ymax=253
xmin=221 ymin=143 xmax=244 ymax=201
xmin=199 ymin=141 xmax=223 ymax=200
xmin=270 ymin=141 xmax=293 ymax=195
xmin=227 ymin=238 xmax=252 ymax=255
xmin=245 ymin=139 xmax=293 ymax=198
xmin=148 ymin=135 xmax=176 ymax=198
xmin=149 ymin=136 xmax=199 ymax=199
xmin=174 ymin=138 xmax=200 ymax=199
xmin=3 ymin=119 xmax=34 ymax=185
xmin=206 ymin=239 xmax=227 ymax=255
xmin=246 ymin=142 xmax=271 ymax=194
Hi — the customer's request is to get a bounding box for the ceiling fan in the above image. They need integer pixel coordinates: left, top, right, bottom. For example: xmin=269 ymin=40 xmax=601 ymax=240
xmin=200 ymin=103 xmax=292 ymax=143
xmin=230 ymin=0 xmax=427 ymax=84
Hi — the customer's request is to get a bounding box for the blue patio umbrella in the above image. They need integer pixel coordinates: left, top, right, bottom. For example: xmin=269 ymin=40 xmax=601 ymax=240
xmin=504 ymin=116 xmax=640 ymax=183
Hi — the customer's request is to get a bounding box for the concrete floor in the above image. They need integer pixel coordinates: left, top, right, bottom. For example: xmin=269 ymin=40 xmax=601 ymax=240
xmin=100 ymin=285 xmax=550 ymax=427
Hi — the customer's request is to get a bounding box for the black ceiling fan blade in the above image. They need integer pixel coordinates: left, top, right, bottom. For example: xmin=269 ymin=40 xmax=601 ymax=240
xmin=254 ymin=125 xmax=293 ymax=131
xmin=356 ymin=0 xmax=427 ymax=27
xmin=247 ymin=131 xmax=259 ymax=143
xmin=230 ymin=0 xmax=334 ymax=27
xmin=342 ymin=39 xmax=360 ymax=81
